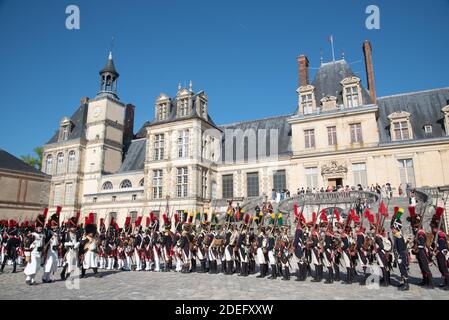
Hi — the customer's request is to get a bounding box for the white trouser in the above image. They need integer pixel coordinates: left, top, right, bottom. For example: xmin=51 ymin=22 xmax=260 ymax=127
xmin=134 ymin=249 xmax=142 ymax=270
xmin=153 ymin=247 xmax=160 ymax=271
xmin=256 ymin=248 xmax=266 ymax=265
xmin=311 ymin=249 xmax=321 ymax=265
xmin=342 ymin=251 xmax=352 ymax=268
xmin=126 ymin=256 xmax=132 ymax=270
xmin=268 ymin=250 xmax=276 ymax=265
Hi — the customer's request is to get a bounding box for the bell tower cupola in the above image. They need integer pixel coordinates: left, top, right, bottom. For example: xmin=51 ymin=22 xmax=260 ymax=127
xmin=97 ymin=51 xmax=120 ymax=99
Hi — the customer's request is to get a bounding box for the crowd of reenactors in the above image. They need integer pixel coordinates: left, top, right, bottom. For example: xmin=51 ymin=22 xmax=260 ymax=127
xmin=1 ymin=199 xmax=448 ymax=291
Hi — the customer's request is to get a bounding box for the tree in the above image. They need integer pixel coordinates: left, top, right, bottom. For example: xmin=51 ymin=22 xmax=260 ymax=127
xmin=20 ymin=147 xmax=43 ymax=171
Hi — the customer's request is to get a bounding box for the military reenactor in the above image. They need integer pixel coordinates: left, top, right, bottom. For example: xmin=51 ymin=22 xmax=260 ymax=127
xmin=81 ymin=213 xmax=102 ymax=278
xmin=391 ymin=215 xmax=409 ymax=291
xmin=24 ymin=210 xmax=46 ymax=285
xmin=42 ymin=210 xmax=61 ymax=283
xmin=60 ymin=214 xmax=80 ymax=280
xmin=430 ymin=206 xmax=449 ymax=290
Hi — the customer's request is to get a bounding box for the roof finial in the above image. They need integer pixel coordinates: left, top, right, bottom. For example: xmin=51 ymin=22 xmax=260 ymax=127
xmin=341 ymin=50 xmax=345 ymax=60
xmin=178 ymin=82 xmax=182 ymax=91
xmin=109 ymin=36 xmax=115 ymax=60
xmin=189 ymin=80 xmax=193 ymax=92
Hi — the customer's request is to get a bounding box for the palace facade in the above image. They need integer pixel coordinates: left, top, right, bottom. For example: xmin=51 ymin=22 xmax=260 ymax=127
xmin=41 ymin=41 xmax=449 ymax=226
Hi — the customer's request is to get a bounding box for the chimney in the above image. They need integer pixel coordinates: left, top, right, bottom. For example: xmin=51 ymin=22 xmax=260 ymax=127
xmin=297 ymin=55 xmax=309 ymax=87
xmin=80 ymin=97 xmax=89 ymax=106
xmin=123 ymin=104 xmax=135 ymax=145
xmin=363 ymin=40 xmax=377 ymax=103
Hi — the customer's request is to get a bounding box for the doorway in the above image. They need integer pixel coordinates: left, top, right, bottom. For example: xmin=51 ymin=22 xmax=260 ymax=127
xmin=328 ymin=178 xmax=343 ymax=189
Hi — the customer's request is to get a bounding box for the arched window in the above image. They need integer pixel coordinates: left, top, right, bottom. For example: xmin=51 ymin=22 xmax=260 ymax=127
xmin=102 ymin=181 xmax=113 ymax=190
xmin=139 ymin=178 xmax=144 ymax=187
xmin=68 ymin=151 xmax=76 ymax=173
xmin=45 ymin=155 xmax=53 ymax=174
xmin=120 ymin=179 xmax=132 ymax=189
xmin=56 ymin=153 xmax=64 ymax=175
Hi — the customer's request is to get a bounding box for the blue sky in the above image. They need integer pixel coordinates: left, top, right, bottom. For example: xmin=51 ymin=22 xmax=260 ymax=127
xmin=1 ymin=0 xmax=448 ymax=158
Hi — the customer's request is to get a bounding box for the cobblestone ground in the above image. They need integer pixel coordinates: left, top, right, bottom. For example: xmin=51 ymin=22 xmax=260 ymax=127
xmin=1 ymin=262 xmax=449 ymax=300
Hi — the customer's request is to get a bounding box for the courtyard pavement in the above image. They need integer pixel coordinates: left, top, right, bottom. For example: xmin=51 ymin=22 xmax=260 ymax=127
xmin=0 ymin=263 xmax=448 ymax=300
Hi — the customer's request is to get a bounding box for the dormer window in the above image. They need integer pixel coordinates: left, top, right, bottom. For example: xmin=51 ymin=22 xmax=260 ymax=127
xmin=155 ymin=93 xmax=170 ymax=121
xmin=341 ymin=77 xmax=363 ymax=108
xmin=297 ymin=85 xmax=316 ymax=115
xmin=179 ymin=98 xmax=189 ymax=117
xmin=388 ymin=111 xmax=413 ymax=141
xmin=424 ymin=125 xmax=432 ymax=134
xmin=442 ymin=105 xmax=449 ymax=136
xmin=59 ymin=117 xmax=72 ymax=141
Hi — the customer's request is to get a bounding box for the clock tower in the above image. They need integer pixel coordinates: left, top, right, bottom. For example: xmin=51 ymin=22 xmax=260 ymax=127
xmin=83 ymin=51 xmax=126 ymax=194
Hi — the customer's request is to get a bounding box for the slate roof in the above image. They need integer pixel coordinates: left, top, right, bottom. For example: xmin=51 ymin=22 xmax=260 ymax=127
xmin=377 ymin=87 xmax=449 ymax=143
xmin=117 ymin=139 xmax=146 ymax=173
xmin=100 ymin=54 xmax=119 ymax=76
xmin=0 ymin=148 xmax=46 ymax=176
xmin=219 ymin=115 xmax=292 ymax=161
xmin=46 ymin=104 xmax=88 ymax=144
xmin=311 ymin=59 xmax=372 ymax=106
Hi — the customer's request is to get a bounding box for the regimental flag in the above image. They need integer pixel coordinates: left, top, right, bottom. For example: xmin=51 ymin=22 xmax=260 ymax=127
xmin=320 ymin=209 xmax=328 ymax=222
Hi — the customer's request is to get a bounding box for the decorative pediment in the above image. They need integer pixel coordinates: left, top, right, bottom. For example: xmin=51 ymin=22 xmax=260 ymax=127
xmin=156 ymin=93 xmax=170 ymax=101
xmin=321 ymin=161 xmax=348 ymax=176
xmin=296 ymin=84 xmax=315 ymax=93
xmin=176 ymin=88 xmax=191 ymax=97
xmin=340 ymin=76 xmax=361 ymax=86
xmin=387 ymin=111 xmax=411 ymax=120
xmin=442 ymin=105 xmax=449 ymax=113
xmin=320 ymin=95 xmax=338 ymax=112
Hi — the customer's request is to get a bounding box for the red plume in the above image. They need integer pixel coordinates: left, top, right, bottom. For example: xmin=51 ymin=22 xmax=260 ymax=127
xmin=125 ymin=217 xmax=131 ymax=227
xmin=334 ymin=209 xmax=341 ymax=222
xmin=243 ymin=213 xmax=250 ymax=225
xmin=435 ymin=207 xmax=445 ymax=219
xmin=150 ymin=211 xmax=155 ymax=222
xmin=43 ymin=208 xmax=49 ymax=218
xmin=367 ymin=212 xmax=375 ymax=224
xmin=146 ymin=217 xmax=150 ymax=227
xmin=76 ymin=211 xmax=81 ymax=220
xmin=88 ymin=212 xmax=94 ymax=224
xmin=379 ymin=201 xmax=388 ymax=217
xmin=174 ymin=213 xmax=179 ymax=225
xmin=320 ymin=209 xmax=328 ymax=222
xmin=84 ymin=216 xmax=89 ymax=226
xmin=293 ymin=203 xmax=299 ymax=218
xmin=394 ymin=207 xmax=399 ymax=215
xmin=56 ymin=206 xmax=62 ymax=216
xmin=408 ymin=206 xmax=416 ymax=218
xmin=162 ymin=213 xmax=169 ymax=225
xmin=311 ymin=212 xmax=317 ymax=224
xmin=135 ymin=216 xmax=142 ymax=227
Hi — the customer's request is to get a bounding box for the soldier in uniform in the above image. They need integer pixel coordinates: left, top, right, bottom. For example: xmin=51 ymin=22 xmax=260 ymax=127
xmin=81 ymin=214 xmax=102 ymax=278
xmin=161 ymin=213 xmax=174 ymax=272
xmin=61 ymin=214 xmax=81 ymax=280
xmin=430 ymin=206 xmax=449 ymax=290
xmin=374 ymin=227 xmax=391 ymax=287
xmin=42 ymin=211 xmax=60 ymax=283
xmin=24 ymin=210 xmax=46 ymax=285
xmin=391 ymin=218 xmax=409 ymax=291
xmin=355 ymin=223 xmax=369 ymax=285
xmin=293 ymin=213 xmax=307 ymax=281
xmin=0 ymin=220 xmax=20 ymax=273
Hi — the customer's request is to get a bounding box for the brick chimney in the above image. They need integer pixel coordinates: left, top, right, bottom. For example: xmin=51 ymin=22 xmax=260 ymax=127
xmin=363 ymin=40 xmax=377 ymax=103
xmin=297 ymin=55 xmax=310 ymax=87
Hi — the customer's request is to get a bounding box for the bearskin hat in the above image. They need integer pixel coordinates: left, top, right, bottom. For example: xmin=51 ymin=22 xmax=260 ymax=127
xmin=162 ymin=213 xmax=171 ymax=229
xmin=85 ymin=223 xmax=97 ymax=235
xmin=35 ymin=208 xmax=47 ymax=228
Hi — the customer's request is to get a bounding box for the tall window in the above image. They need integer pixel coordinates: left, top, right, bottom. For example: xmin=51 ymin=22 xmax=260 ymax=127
xmin=65 ymin=183 xmax=74 ymax=205
xmin=157 ymin=103 xmax=168 ymax=121
xmin=179 ymin=99 xmax=189 ymax=116
xmin=177 ymin=130 xmax=189 ymax=158
xmin=120 ymin=179 xmax=132 ymax=188
xmin=247 ymin=172 xmax=259 ymax=197
xmin=352 ymin=163 xmax=367 ymax=187
xmin=393 ymin=121 xmax=410 ymax=141
xmin=152 ymin=170 xmax=163 ymax=199
xmin=222 ymin=174 xmax=234 ymax=199
xmin=304 ymin=129 xmax=315 ymax=149
xmin=53 ymin=184 xmax=62 ymax=206
xmin=56 ymin=153 xmax=64 ymax=175
xmin=153 ymin=134 xmax=165 ymax=160
xmin=301 ymin=94 xmax=313 ymax=114
xmin=45 ymin=155 xmax=53 ymax=175
xmin=398 ymin=159 xmax=416 ymax=187
xmin=305 ymin=167 xmax=318 ymax=189
xmin=273 ymin=170 xmax=286 ymax=192
xmin=345 ymin=86 xmax=360 ymax=108
xmin=68 ymin=151 xmax=76 ymax=173
xmin=202 ymin=168 xmax=208 ymax=199
xmin=350 ymin=123 xmax=363 ymax=143
xmin=102 ymin=181 xmax=113 ymax=190
xmin=61 ymin=126 xmax=69 ymax=141
xmin=176 ymin=167 xmax=188 ymax=198
xmin=327 ymin=126 xmax=337 ymax=146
